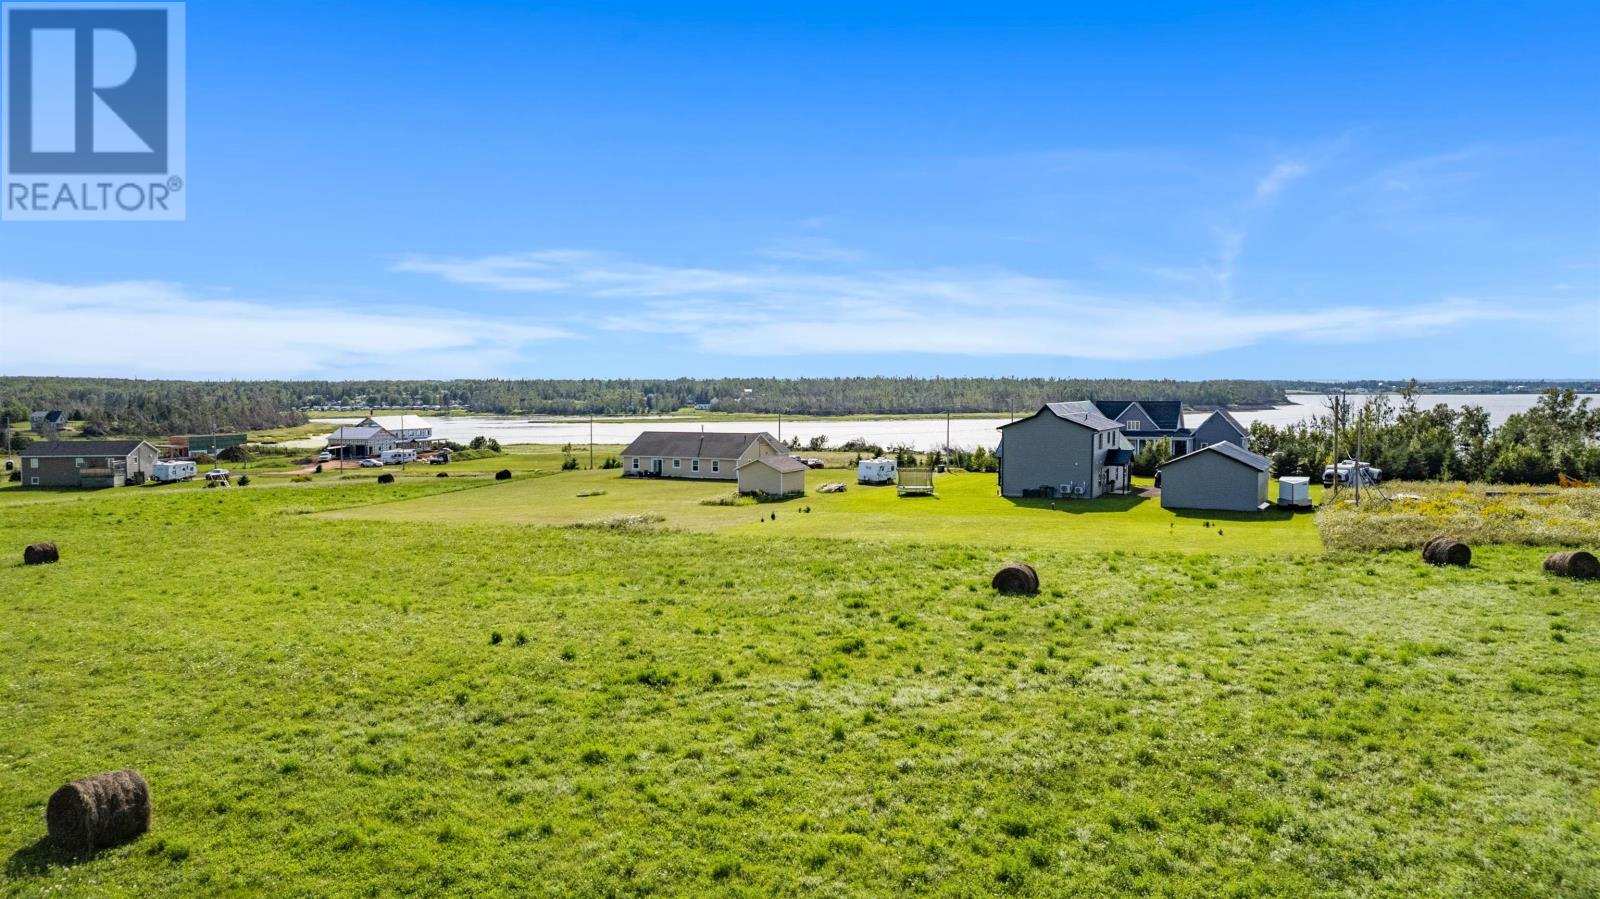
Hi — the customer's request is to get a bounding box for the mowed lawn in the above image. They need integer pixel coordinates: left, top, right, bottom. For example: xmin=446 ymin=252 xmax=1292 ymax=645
xmin=325 ymin=467 xmax=1325 ymax=555
xmin=0 ymin=479 xmax=1596 ymax=896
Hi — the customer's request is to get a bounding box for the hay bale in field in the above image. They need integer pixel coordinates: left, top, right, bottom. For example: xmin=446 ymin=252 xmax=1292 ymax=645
xmin=1422 ymin=536 xmax=1471 ymax=567
xmin=376 ymin=473 xmax=395 ymax=484
xmin=495 ymin=469 xmax=512 ymax=480
xmin=436 ymin=471 xmax=449 ymax=478
xmin=1544 ymin=550 xmax=1600 ymax=580
xmin=23 ymin=543 xmax=59 ymax=565
xmin=991 ymin=562 xmax=1039 ymax=595
xmin=46 ymin=769 xmax=150 ymax=852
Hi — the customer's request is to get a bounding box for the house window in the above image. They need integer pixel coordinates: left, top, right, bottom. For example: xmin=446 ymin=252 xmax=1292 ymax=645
xmin=631 ymin=458 xmax=639 ymax=470
xmin=30 ymin=477 xmax=39 ymax=485
xmin=29 ymin=458 xmax=38 ymax=469
xmin=712 ymin=460 xmax=720 ymax=473
xmin=1126 ymin=420 xmax=1141 ymax=430
xmin=692 ymin=459 xmax=700 ymax=472
xmin=74 ymin=457 xmax=84 ymax=467
xmin=673 ymin=459 xmax=681 ymax=469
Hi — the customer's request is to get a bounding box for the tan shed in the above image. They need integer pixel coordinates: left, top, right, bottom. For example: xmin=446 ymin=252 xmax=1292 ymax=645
xmin=737 ymin=455 xmax=808 ymax=497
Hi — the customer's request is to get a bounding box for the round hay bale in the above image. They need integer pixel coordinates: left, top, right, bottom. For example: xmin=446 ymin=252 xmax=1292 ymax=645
xmin=1422 ymin=536 xmax=1471 ymax=567
xmin=495 ymin=469 xmax=512 ymax=481
xmin=376 ymin=473 xmax=395 ymax=484
xmin=436 ymin=471 xmax=449 ymax=478
xmin=991 ymin=562 xmax=1040 ymax=595
xmin=46 ymin=769 xmax=150 ymax=852
xmin=1544 ymin=550 xmax=1600 ymax=580
xmin=23 ymin=542 xmax=59 ymax=565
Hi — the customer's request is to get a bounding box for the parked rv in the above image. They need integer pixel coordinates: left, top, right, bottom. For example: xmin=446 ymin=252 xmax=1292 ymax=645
xmin=152 ymin=460 xmax=198 ymax=483
xmin=857 ymin=458 xmax=898 ymax=485
xmin=380 ymin=449 xmax=418 ymax=465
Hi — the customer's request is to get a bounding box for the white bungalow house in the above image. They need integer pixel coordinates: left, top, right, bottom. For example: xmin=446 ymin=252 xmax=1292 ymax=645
xmin=620 ymin=431 xmax=787 ymax=481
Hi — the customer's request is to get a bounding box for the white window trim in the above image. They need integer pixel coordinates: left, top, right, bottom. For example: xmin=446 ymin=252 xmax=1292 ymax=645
xmin=673 ymin=459 xmax=681 ymax=469
xmin=692 ymin=459 xmax=700 ymax=472
xmin=1126 ymin=420 xmax=1141 ymax=431
xmin=631 ymin=458 xmax=639 ymax=470
xmin=29 ymin=458 xmax=38 ymax=469
xmin=30 ymin=476 xmax=39 ymax=485
xmin=711 ymin=460 xmax=720 ymax=473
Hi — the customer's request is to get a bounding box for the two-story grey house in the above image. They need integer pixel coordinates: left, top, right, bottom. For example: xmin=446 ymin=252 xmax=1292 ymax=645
xmin=997 ymin=402 xmax=1132 ymax=499
xmin=1091 ymin=400 xmax=1250 ymax=455
xmin=19 ymin=440 xmax=160 ymax=488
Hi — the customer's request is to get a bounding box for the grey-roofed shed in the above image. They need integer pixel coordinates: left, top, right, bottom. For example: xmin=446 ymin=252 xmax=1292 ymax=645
xmin=1158 ymin=442 xmax=1272 ymax=512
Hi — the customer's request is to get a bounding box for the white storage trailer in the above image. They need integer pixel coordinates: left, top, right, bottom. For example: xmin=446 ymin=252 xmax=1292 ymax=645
xmin=857 ymin=458 xmax=898 ymax=485
xmin=380 ymin=449 xmax=418 ymax=465
xmin=1277 ymin=476 xmax=1311 ymax=508
xmin=151 ymin=460 xmax=198 ymax=483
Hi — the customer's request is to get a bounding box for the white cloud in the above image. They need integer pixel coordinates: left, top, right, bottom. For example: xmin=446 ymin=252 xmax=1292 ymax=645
xmin=395 ymin=251 xmax=1554 ymax=360
xmin=0 ymin=278 xmax=567 ymax=378
xmin=1255 ymin=160 xmax=1309 ymax=200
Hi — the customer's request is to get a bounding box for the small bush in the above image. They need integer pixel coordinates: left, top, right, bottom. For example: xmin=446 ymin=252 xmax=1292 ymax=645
xmin=237 ymin=474 xmax=251 ymax=486
xmin=489 ymin=631 xmax=503 ymax=645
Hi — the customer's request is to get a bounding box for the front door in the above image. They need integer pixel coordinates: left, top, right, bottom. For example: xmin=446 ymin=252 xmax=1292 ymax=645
xmin=651 ymin=459 xmax=662 ymax=475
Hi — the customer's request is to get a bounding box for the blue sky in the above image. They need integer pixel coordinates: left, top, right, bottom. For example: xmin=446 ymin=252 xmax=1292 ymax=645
xmin=1 ymin=0 xmax=1596 ymax=379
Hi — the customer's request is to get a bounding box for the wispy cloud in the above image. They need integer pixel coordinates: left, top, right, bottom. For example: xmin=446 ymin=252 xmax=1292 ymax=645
xmin=394 ymin=250 xmax=1555 ymax=360
xmin=0 ymin=279 xmax=566 ymax=378
xmin=1255 ymin=160 xmax=1309 ymax=200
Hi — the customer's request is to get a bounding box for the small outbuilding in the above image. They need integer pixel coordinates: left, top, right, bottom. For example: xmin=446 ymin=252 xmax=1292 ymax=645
xmin=737 ymin=454 xmax=808 ymax=496
xmin=1158 ymin=442 xmax=1272 ymax=513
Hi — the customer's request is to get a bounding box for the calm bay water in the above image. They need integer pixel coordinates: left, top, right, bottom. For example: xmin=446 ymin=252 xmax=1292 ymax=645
xmin=307 ymin=394 xmax=1596 ymax=451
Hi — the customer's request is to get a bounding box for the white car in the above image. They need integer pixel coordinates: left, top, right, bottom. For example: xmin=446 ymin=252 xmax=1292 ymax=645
xmin=316 ymin=451 xmax=333 ymax=462
xmin=359 ymin=458 xmax=384 ymax=468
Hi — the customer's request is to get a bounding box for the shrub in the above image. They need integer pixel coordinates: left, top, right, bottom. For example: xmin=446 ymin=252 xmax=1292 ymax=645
xmin=1131 ymin=438 xmax=1171 ymax=477
xmin=237 ymin=474 xmax=251 ymax=486
xmin=561 ymin=455 xmax=580 ymax=471
xmin=601 ymin=456 xmax=621 ymax=469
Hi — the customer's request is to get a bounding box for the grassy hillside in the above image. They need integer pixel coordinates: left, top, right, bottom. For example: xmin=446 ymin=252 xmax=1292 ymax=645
xmin=0 ymin=477 xmax=1596 ymax=896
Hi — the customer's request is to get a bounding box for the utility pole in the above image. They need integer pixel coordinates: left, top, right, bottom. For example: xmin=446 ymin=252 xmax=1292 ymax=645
xmin=589 ymin=414 xmax=594 ymax=470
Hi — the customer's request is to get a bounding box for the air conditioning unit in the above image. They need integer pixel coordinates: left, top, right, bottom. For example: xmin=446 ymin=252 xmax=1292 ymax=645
xmin=1073 ymin=485 xmax=1085 ymax=496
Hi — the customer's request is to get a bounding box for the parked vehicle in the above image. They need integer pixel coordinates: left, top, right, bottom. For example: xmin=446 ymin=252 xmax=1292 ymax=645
xmin=152 ymin=460 xmax=198 ymax=483
xmin=428 ymin=454 xmax=450 ymax=465
xmin=857 ymin=457 xmax=898 ymax=485
xmin=316 ymin=451 xmax=333 ymax=462
xmin=360 ymin=458 xmax=385 ymax=468
xmin=799 ymin=457 xmax=826 ymax=469
xmin=205 ymin=468 xmax=230 ymax=481
xmin=1322 ymin=459 xmax=1382 ymax=487
xmin=380 ymin=449 xmax=418 ymax=465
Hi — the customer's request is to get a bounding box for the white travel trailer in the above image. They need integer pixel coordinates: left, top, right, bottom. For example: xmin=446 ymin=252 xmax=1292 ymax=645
xmin=857 ymin=457 xmax=898 ymax=485
xmin=380 ymin=449 xmax=418 ymax=465
xmin=152 ymin=460 xmax=198 ymax=483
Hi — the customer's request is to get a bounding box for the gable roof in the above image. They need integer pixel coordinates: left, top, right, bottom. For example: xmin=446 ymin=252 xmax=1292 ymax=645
xmin=1092 ymin=400 xmax=1184 ymax=431
xmin=328 ymin=426 xmax=392 ymax=440
xmin=360 ymin=415 xmax=430 ymax=432
xmin=621 ymin=431 xmax=783 ymax=459
xmin=1000 ymin=401 xmax=1121 ymax=432
xmin=1162 ymin=441 xmax=1271 ymax=472
xmin=1198 ymin=409 xmax=1248 ymax=435
xmin=21 ymin=440 xmax=149 ymax=458
xmin=31 ymin=410 xmax=69 ymax=424
xmin=739 ymin=454 xmax=809 ymax=473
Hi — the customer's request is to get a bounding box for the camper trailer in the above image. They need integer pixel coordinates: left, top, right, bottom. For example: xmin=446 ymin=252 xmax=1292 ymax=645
xmin=380 ymin=449 xmax=418 ymax=465
xmin=857 ymin=458 xmax=898 ymax=485
xmin=152 ymin=460 xmax=198 ymax=483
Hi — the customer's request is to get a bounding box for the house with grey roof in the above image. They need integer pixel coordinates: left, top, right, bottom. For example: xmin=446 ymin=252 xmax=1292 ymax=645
xmin=997 ymin=402 xmax=1133 ymax=499
xmin=1091 ymin=400 xmax=1250 ymax=455
xmin=620 ymin=431 xmax=787 ymax=481
xmin=326 ymin=425 xmax=397 ymax=458
xmin=1158 ymin=442 xmax=1272 ymax=512
xmin=20 ymin=440 xmax=159 ymax=488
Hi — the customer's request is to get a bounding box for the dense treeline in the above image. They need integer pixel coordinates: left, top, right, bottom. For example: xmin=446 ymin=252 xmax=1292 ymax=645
xmin=0 ymin=378 xmax=304 ymax=437
xmin=1249 ymin=385 xmax=1600 ymax=484
xmin=0 ymin=376 xmax=1290 ymax=431
xmin=271 ymin=376 xmax=1290 ymax=415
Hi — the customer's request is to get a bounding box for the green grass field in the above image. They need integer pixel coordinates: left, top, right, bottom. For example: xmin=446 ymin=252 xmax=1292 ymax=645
xmin=326 ymin=466 xmax=1325 ymax=555
xmin=1 ymin=473 xmax=1596 ymax=896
